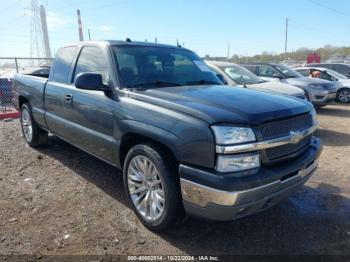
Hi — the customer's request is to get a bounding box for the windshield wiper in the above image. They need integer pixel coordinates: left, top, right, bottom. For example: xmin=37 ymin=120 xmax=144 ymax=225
xmin=186 ymin=80 xmax=219 ymax=85
xmin=134 ymin=81 xmax=182 ymax=88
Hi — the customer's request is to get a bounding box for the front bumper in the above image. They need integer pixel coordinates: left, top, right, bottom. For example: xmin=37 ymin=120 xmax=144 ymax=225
xmin=311 ymin=91 xmax=336 ymax=105
xmin=180 ymin=137 xmax=322 ymax=221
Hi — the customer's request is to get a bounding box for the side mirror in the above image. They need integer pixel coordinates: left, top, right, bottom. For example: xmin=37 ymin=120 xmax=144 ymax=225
xmin=75 ymin=72 xmax=109 ymax=91
xmin=216 ymin=73 xmax=227 ymax=84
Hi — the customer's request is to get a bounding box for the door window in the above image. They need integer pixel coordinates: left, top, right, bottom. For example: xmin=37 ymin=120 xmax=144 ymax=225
xmin=257 ymin=65 xmax=281 ymax=78
xmin=296 ymin=69 xmax=310 ymax=77
xmin=73 ymin=46 xmax=109 ymax=84
xmin=332 ymin=64 xmax=348 ymax=75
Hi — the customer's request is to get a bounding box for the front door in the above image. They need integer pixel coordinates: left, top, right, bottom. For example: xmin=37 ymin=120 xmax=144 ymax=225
xmin=61 ymin=46 xmax=117 ymax=164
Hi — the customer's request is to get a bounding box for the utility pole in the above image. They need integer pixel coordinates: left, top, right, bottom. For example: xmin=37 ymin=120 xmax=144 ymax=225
xmin=39 ymin=5 xmax=52 ymax=58
xmin=88 ymin=28 xmax=91 ymax=40
xmin=30 ymin=0 xmax=42 ymax=59
xmin=284 ymin=17 xmax=288 ymax=62
xmin=227 ymin=41 xmax=230 ymax=60
xmin=77 ymin=9 xmax=84 ymax=41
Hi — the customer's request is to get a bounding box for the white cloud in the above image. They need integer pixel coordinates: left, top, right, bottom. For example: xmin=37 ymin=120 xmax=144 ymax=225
xmin=98 ymin=25 xmax=113 ymax=32
xmin=46 ymin=11 xmax=73 ymax=31
xmin=90 ymin=25 xmax=113 ymax=33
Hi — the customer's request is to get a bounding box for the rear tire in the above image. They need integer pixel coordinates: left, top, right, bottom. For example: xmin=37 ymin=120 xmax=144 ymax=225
xmin=123 ymin=143 xmax=182 ymax=231
xmin=20 ymin=103 xmax=48 ymax=147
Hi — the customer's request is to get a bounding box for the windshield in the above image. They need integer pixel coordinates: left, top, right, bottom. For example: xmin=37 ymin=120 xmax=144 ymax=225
xmin=326 ymin=68 xmax=347 ymax=79
xmin=113 ymin=46 xmax=222 ymax=88
xmin=220 ymin=64 xmax=263 ymax=85
xmin=273 ymin=64 xmax=303 ymax=78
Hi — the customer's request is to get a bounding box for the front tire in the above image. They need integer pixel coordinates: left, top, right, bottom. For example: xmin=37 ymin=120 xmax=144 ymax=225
xmin=20 ymin=103 xmax=48 ymax=147
xmin=123 ymin=144 xmax=182 ymax=231
xmin=337 ymin=88 xmax=350 ymax=103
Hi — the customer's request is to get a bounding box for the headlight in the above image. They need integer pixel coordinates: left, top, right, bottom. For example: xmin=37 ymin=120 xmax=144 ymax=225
xmin=310 ymin=107 xmax=317 ymax=124
xmin=309 ymin=84 xmax=326 ymax=90
xmin=216 ymin=153 xmax=260 ymax=173
xmin=211 ymin=126 xmax=256 ymax=145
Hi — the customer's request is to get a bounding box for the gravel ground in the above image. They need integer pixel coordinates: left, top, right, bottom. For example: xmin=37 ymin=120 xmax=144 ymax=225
xmin=0 ymin=103 xmax=350 ymax=256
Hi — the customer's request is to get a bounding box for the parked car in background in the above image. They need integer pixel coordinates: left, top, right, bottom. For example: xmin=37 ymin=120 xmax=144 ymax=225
xmin=295 ymin=67 xmax=350 ymax=103
xmin=305 ymin=63 xmax=350 ymax=78
xmin=241 ymin=63 xmax=340 ymax=106
xmin=12 ymin=40 xmax=322 ymax=230
xmin=206 ymin=61 xmax=306 ymax=100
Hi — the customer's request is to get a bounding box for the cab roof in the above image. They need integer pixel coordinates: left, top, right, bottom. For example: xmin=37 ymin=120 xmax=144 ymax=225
xmin=70 ymin=40 xmax=191 ymax=51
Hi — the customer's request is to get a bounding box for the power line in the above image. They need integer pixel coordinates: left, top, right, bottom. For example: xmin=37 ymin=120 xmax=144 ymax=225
xmin=307 ymin=0 xmax=350 ymax=17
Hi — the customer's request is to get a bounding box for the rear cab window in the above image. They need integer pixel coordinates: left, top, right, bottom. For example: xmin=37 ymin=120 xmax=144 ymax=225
xmin=50 ymin=46 xmax=77 ymax=83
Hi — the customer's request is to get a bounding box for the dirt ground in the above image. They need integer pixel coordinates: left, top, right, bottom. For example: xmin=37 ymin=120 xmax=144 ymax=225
xmin=1 ymin=103 xmax=350 ymax=256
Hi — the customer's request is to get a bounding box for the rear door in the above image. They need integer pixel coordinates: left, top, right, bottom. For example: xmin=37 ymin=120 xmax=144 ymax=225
xmin=62 ymin=45 xmax=117 ymax=163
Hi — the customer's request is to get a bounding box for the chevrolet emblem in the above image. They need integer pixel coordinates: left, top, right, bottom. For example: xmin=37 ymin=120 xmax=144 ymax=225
xmin=289 ymin=131 xmax=303 ymax=144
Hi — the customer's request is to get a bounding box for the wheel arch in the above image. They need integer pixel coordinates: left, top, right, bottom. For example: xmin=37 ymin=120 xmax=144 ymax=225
xmin=118 ymin=122 xmax=179 ymax=170
xmin=18 ymin=95 xmax=29 ymax=109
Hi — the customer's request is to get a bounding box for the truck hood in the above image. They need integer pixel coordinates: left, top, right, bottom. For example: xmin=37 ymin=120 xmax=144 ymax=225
xmin=247 ymin=81 xmax=304 ymax=97
xmin=129 ymin=85 xmax=312 ymax=125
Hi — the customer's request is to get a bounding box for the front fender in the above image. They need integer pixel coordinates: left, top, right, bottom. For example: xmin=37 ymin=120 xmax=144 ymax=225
xmin=117 ymin=119 xmax=215 ymax=170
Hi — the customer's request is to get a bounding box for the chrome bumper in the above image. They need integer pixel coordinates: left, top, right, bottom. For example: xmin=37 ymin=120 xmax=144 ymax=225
xmin=180 ymin=158 xmax=318 ymax=208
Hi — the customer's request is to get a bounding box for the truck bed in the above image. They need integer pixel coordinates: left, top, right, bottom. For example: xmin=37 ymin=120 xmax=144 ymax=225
xmin=12 ymin=74 xmax=48 ymax=127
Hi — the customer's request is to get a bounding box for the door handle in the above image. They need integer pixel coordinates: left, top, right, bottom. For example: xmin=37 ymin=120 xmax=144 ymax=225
xmin=64 ymin=94 xmax=73 ymax=103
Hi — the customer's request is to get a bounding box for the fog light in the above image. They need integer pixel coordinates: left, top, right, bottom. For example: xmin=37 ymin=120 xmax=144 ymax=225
xmin=216 ymin=153 xmax=260 ymax=173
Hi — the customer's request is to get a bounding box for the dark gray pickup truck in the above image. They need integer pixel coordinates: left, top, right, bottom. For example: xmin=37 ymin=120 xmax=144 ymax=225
xmin=12 ymin=40 xmax=322 ymax=231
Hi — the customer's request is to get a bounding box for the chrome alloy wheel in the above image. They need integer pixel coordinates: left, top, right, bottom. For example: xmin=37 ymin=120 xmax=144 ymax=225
xmin=338 ymin=89 xmax=350 ymax=103
xmin=21 ymin=108 xmax=33 ymax=142
xmin=127 ymin=155 xmax=165 ymax=222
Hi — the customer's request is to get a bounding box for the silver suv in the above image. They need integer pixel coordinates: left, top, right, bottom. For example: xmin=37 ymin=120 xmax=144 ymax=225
xmin=242 ymin=63 xmax=341 ymax=106
xmin=206 ymin=61 xmax=306 ymax=100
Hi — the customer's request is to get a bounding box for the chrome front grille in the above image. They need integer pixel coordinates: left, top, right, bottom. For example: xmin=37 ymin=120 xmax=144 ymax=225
xmin=264 ymin=135 xmax=311 ymax=161
xmin=254 ymin=113 xmax=313 ymax=163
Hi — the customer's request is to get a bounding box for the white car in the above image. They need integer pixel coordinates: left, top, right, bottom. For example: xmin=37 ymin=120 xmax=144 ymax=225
xmin=206 ymin=61 xmax=306 ymax=100
xmin=295 ymin=67 xmax=350 ymax=103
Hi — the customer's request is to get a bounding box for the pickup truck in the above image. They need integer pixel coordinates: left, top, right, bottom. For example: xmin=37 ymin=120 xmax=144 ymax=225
xmin=12 ymin=40 xmax=322 ymax=231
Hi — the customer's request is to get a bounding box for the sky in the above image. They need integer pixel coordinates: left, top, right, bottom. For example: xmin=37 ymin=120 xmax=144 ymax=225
xmin=0 ymin=0 xmax=350 ymax=58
